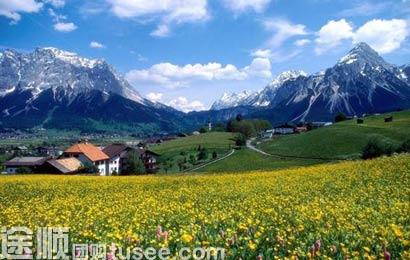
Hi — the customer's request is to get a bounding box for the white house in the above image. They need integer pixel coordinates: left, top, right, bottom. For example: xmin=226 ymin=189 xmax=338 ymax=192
xmin=274 ymin=125 xmax=295 ymax=135
xmin=102 ymin=144 xmax=132 ymax=175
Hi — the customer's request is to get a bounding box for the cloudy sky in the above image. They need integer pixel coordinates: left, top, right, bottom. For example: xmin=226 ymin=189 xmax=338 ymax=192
xmin=1 ymin=0 xmax=410 ymax=112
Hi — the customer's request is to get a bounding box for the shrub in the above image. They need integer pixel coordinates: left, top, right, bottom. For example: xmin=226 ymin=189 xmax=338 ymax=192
xmin=335 ymin=113 xmax=347 ymax=122
xmin=127 ymin=151 xmax=146 ymax=175
xmin=212 ymin=151 xmax=218 ymax=159
xmin=197 ymin=147 xmax=209 ymax=161
xmin=78 ymin=163 xmax=99 ymax=174
xmin=362 ymin=137 xmax=397 ymax=160
xmin=398 ymin=139 xmax=410 ymax=153
xmin=235 ymin=134 xmax=247 ymax=146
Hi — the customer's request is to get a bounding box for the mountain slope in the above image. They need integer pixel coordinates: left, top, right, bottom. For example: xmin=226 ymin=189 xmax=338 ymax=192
xmin=0 ymin=48 xmax=188 ymax=134
xmin=211 ymin=43 xmax=410 ymax=123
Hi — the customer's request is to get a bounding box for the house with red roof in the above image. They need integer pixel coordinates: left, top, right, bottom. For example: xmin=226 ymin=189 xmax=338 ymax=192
xmin=62 ymin=141 xmax=110 ymax=175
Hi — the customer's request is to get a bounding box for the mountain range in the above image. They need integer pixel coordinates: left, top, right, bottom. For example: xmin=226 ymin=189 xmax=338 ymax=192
xmin=211 ymin=43 xmax=410 ymax=122
xmin=0 ymin=43 xmax=409 ymax=135
xmin=0 ymin=47 xmax=190 ymax=135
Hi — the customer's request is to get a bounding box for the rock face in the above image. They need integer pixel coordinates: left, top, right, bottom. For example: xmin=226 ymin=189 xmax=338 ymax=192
xmin=211 ymin=43 xmax=410 ymax=122
xmin=0 ymin=47 xmax=187 ymax=133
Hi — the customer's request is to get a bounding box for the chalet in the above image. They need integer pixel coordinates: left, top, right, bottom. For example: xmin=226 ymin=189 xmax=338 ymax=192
xmin=138 ymin=149 xmax=160 ymax=173
xmin=3 ymin=156 xmax=50 ymax=174
xmin=41 ymin=158 xmax=82 ymax=174
xmin=103 ymin=144 xmax=160 ymax=174
xmin=274 ymin=124 xmax=295 ymax=135
xmin=295 ymin=126 xmax=308 ymax=133
xmin=102 ymin=144 xmax=132 ymax=175
xmin=261 ymin=129 xmax=274 ymax=139
xmin=62 ymin=141 xmax=110 ymax=176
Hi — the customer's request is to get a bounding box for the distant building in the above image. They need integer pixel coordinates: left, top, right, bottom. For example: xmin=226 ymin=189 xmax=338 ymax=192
xmin=192 ymin=131 xmax=200 ymax=135
xmin=274 ymin=125 xmax=295 ymax=135
xmin=208 ymin=121 xmax=212 ymax=131
xmin=103 ymin=144 xmax=132 ymax=175
xmin=42 ymin=158 xmax=82 ymax=174
xmin=3 ymin=156 xmax=50 ymax=174
xmin=295 ymin=126 xmax=308 ymax=133
xmin=138 ymin=149 xmax=160 ymax=173
xmin=62 ymin=141 xmax=110 ymax=176
xmin=261 ymin=129 xmax=274 ymax=139
xmin=35 ymin=146 xmax=63 ymax=156
xmin=103 ymin=144 xmax=159 ymax=174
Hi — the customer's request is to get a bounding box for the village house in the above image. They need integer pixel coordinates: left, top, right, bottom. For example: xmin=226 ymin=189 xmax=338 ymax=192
xmin=102 ymin=144 xmax=132 ymax=175
xmin=103 ymin=144 xmax=160 ymax=174
xmin=261 ymin=129 xmax=275 ymax=139
xmin=3 ymin=156 xmax=50 ymax=174
xmin=41 ymin=158 xmax=82 ymax=174
xmin=274 ymin=124 xmax=295 ymax=135
xmin=138 ymin=149 xmax=160 ymax=173
xmin=62 ymin=141 xmax=110 ymax=176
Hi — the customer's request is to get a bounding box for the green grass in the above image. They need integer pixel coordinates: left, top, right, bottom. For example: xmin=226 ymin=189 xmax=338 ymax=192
xmin=257 ymin=110 xmax=410 ymax=160
xmin=151 ymin=132 xmax=235 ymax=156
xmin=196 ymin=148 xmax=320 ymax=173
xmin=151 ymin=132 xmax=236 ymax=173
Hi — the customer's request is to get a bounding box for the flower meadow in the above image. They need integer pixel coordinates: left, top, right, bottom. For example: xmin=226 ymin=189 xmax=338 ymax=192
xmin=0 ymin=155 xmax=409 ymax=259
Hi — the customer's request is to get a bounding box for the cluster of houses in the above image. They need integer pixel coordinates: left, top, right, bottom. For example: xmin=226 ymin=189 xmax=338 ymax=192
xmin=3 ymin=141 xmax=159 ymax=175
xmin=261 ymin=122 xmax=333 ymax=139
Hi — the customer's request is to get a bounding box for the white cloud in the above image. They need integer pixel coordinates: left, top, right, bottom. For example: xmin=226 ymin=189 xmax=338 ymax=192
xmin=146 ymin=92 xmax=163 ymax=103
xmin=338 ymin=2 xmax=388 ymax=17
xmin=0 ymin=0 xmax=43 ymax=23
xmin=125 ymin=58 xmax=271 ymax=89
xmin=53 ymin=22 xmax=77 ymax=32
xmin=107 ymin=0 xmax=209 ymax=37
xmin=168 ymin=97 xmax=205 ymax=112
xmin=294 ymin=39 xmax=311 ymax=46
xmin=223 ymin=0 xmax=271 ymax=14
xmin=263 ymin=18 xmax=308 ymax=48
xmin=353 ymin=19 xmax=409 ymax=54
xmin=150 ymin=24 xmax=171 ymax=38
xmin=251 ymin=49 xmax=272 ymax=58
xmin=314 ymin=18 xmax=409 ymax=55
xmin=45 ymin=0 xmax=65 ymax=8
xmin=90 ymin=41 xmax=105 ymax=49
xmin=315 ymin=19 xmax=354 ymax=54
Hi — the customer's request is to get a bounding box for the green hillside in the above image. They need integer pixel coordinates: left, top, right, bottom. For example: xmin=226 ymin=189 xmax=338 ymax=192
xmin=195 ymin=148 xmax=320 ymax=173
xmin=257 ymin=110 xmax=410 ymax=159
xmin=150 ymin=132 xmax=236 ymax=173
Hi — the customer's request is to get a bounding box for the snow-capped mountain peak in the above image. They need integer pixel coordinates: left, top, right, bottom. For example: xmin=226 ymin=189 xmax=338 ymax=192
xmin=0 ymin=47 xmax=145 ymax=103
xmin=34 ymin=47 xmax=105 ymax=68
xmin=211 ymin=90 xmax=256 ymax=110
xmin=269 ymin=70 xmax=307 ymax=88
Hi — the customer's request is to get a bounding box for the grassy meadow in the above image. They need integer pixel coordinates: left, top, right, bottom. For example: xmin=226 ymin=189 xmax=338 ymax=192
xmin=0 ymin=155 xmax=409 ymax=259
xmin=257 ymin=110 xmax=410 ymax=160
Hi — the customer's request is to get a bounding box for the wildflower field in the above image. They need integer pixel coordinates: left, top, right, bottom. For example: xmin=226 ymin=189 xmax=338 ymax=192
xmin=0 ymin=155 xmax=409 ymax=259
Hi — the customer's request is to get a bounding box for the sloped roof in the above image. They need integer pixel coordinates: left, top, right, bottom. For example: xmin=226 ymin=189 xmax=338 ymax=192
xmin=64 ymin=143 xmax=109 ymax=162
xmin=4 ymin=157 xmax=49 ymax=166
xmin=47 ymin=158 xmax=82 ymax=174
xmin=102 ymin=144 xmax=130 ymax=158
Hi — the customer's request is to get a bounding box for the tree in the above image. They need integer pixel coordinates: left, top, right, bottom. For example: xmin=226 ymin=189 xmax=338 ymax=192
xmin=235 ymin=134 xmax=247 ymax=146
xmin=176 ymin=157 xmax=187 ymax=171
xmin=127 ymin=151 xmax=146 ymax=175
xmin=362 ymin=137 xmax=397 ymax=160
xmin=398 ymin=139 xmax=410 ymax=153
xmin=236 ymin=114 xmax=243 ymax=122
xmin=188 ymin=154 xmax=197 ymax=165
xmin=199 ymin=127 xmax=208 ymax=133
xmin=78 ymin=162 xmax=99 ymax=174
xmin=335 ymin=113 xmax=347 ymax=122
xmin=197 ymin=147 xmax=208 ymax=161
xmin=162 ymin=159 xmax=173 ymax=174
xmin=212 ymin=151 xmax=218 ymax=159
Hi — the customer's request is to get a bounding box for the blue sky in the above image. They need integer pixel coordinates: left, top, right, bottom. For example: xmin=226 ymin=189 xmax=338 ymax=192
xmin=1 ymin=0 xmax=410 ymax=111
